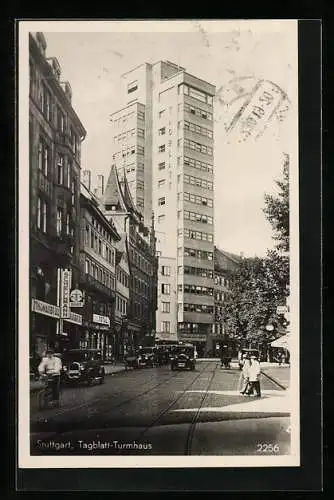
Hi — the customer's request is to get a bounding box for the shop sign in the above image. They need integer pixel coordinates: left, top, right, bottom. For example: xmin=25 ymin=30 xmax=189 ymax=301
xmin=31 ymin=299 xmax=60 ymax=319
xmin=69 ymin=288 xmax=85 ymax=308
xmin=64 ymin=312 xmax=83 ymax=326
xmin=60 ymin=268 xmax=72 ymax=319
xmin=92 ymin=314 xmax=110 ymax=327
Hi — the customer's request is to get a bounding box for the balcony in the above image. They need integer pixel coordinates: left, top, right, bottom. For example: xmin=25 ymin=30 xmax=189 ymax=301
xmin=82 ymin=273 xmax=114 ymax=298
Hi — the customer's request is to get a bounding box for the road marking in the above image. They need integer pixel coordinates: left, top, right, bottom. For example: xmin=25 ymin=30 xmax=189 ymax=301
xmin=177 ymin=390 xmax=286 ymax=397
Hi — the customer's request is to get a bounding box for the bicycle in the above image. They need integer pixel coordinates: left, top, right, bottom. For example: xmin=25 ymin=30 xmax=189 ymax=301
xmin=38 ymin=374 xmax=61 ymax=410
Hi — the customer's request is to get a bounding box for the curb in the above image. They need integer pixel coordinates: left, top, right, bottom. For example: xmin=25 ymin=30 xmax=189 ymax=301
xmin=261 ymin=370 xmax=288 ymax=390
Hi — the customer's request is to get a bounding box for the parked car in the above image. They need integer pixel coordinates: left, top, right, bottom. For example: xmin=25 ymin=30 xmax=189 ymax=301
xmin=154 ymin=345 xmax=169 ymax=366
xmin=170 ymin=343 xmax=196 ymax=371
xmin=61 ymin=348 xmax=105 ymax=385
xmin=136 ymin=347 xmax=157 ymax=368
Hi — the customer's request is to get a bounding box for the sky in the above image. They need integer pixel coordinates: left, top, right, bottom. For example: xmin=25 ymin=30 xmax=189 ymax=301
xmin=39 ymin=21 xmax=298 ymax=257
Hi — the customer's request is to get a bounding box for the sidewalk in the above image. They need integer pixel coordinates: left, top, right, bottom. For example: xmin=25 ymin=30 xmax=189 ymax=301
xmin=30 ymin=362 xmax=126 ymax=393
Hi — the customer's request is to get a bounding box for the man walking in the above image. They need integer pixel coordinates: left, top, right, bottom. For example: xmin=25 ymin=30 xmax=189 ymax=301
xmin=247 ymin=354 xmax=261 ymax=397
xmin=38 ymin=348 xmax=62 ymax=402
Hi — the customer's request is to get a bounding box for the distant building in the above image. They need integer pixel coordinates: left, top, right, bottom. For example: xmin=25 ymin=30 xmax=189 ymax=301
xmin=211 ymin=247 xmax=242 ymax=355
xmin=101 ymin=165 xmax=158 ymax=350
xmin=109 ymin=60 xmax=215 ymax=350
xmin=79 ymin=183 xmax=121 ymax=360
xmin=29 ymin=32 xmax=86 ymax=358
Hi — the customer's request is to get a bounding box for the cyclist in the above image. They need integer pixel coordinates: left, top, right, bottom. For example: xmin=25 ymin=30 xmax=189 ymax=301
xmin=38 ymin=348 xmax=62 ymax=403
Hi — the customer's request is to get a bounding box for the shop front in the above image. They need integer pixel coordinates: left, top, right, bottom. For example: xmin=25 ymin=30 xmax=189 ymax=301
xmin=62 ymin=311 xmax=84 ymax=351
xmin=80 ymin=313 xmax=113 ymax=361
xmin=30 ymin=298 xmax=60 ymax=361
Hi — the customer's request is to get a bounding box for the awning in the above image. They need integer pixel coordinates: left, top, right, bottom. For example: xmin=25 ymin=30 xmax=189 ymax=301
xmin=155 ymin=333 xmax=178 ymax=342
xmin=270 ymin=333 xmax=290 ymax=348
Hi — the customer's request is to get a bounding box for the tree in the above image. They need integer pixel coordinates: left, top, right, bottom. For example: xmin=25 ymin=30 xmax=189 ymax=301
xmin=263 ymin=153 xmax=289 ymax=252
xmin=221 ymin=254 xmax=289 ymax=346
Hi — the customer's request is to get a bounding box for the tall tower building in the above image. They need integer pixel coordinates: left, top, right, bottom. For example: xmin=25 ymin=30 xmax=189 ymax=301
xmin=109 ymin=61 xmax=215 ymax=351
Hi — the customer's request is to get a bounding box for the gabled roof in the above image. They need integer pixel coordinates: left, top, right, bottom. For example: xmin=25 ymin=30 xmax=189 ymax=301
xmin=119 ymin=169 xmax=143 ymax=220
xmin=101 ymin=164 xmax=128 ymax=212
xmin=214 ymin=246 xmax=242 ymax=273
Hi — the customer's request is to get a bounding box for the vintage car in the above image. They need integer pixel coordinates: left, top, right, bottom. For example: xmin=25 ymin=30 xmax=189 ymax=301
xmin=154 ymin=345 xmax=169 ymax=366
xmin=136 ymin=347 xmax=157 ymax=368
xmin=170 ymin=343 xmax=196 ymax=371
xmin=61 ymin=348 xmax=105 ymax=385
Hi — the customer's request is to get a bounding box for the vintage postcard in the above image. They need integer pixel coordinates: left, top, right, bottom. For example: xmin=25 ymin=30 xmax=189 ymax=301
xmin=18 ymin=19 xmax=300 ymax=469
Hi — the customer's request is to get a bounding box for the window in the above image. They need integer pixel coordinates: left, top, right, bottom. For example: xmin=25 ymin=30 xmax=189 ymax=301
xmin=137 ymin=180 xmax=144 ymax=190
xmin=38 ymin=139 xmax=50 ymax=176
xmin=66 ymin=213 xmax=70 ymax=234
xmin=158 ymin=179 xmax=166 ymax=188
xmin=71 ymin=180 xmax=76 ymax=205
xmin=138 ymin=128 xmax=145 ymax=138
xmin=158 ymin=161 xmax=166 ymax=170
xmin=138 ymin=145 xmax=144 ymax=155
xmin=158 ymin=144 xmax=165 ymax=153
xmin=158 ymin=197 xmax=166 ymax=206
xmin=161 ymin=302 xmax=170 ymax=313
xmin=56 ymin=154 xmax=64 ymax=184
xmin=67 ymin=161 xmax=71 ymax=188
xmin=158 ymin=127 xmax=166 ymax=135
xmin=56 ymin=207 xmax=63 ymax=236
xmin=37 ymin=197 xmax=47 ymax=233
xmin=127 ymin=80 xmax=138 ymax=94
xmin=138 ymin=110 xmax=145 ymax=121
xmin=85 ymin=259 xmax=90 ymax=274
xmin=159 ymin=109 xmax=166 ymax=118
xmin=158 ymin=214 xmax=165 ymax=223
xmin=161 ymin=265 xmax=170 ymax=276
xmin=161 ymin=283 xmax=170 ymax=295
xmin=161 ymin=321 xmax=170 ymax=333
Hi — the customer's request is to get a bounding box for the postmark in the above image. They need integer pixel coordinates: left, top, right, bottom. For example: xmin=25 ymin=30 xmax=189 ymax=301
xmin=216 ymin=76 xmax=291 ymax=143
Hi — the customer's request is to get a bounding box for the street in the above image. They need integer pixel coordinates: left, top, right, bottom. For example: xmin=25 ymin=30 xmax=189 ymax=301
xmin=30 ymin=361 xmax=291 ymax=456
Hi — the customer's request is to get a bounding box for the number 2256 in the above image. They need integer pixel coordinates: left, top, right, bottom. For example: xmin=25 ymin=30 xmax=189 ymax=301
xmin=256 ymin=443 xmax=280 ymax=453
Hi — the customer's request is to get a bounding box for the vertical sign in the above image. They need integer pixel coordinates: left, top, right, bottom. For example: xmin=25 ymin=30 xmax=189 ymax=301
xmin=61 ymin=268 xmax=72 ymax=319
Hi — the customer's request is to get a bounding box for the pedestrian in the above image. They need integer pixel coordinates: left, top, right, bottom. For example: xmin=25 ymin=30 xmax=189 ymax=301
xmin=38 ymin=348 xmax=62 ymax=402
xmin=240 ymin=354 xmax=251 ymax=394
xmin=246 ymin=355 xmax=261 ymax=397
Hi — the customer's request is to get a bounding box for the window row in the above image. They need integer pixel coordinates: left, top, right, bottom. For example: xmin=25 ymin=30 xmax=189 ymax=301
xmin=179 ymin=84 xmax=214 ymax=106
xmin=183 ymin=156 xmax=213 ymax=174
xmin=214 ymin=275 xmax=230 ymax=287
xmin=183 ymin=174 xmax=213 ymax=191
xmin=182 ymin=228 xmax=213 ymax=242
xmin=56 ymin=207 xmax=74 ymax=237
xmin=90 ymin=217 xmax=115 ymax=243
xmin=38 ymin=139 xmax=74 ymax=189
xmin=183 ymin=303 xmax=214 ymax=314
xmin=183 ymin=247 xmax=214 ymax=260
xmin=116 ymin=267 xmax=129 ymax=288
xmin=31 ymin=77 xmax=80 ymax=156
xmin=114 ymin=129 xmax=136 ymax=143
xmin=215 ymin=291 xmax=225 ymax=302
xmin=181 ymin=102 xmax=213 ymax=121
xmin=129 ymin=247 xmax=151 ymax=274
xmin=132 ymin=276 xmax=149 ymax=296
xmin=180 ymin=265 xmax=214 ymax=278
xmin=85 ymin=225 xmax=115 ymax=265
xmin=183 ymin=120 xmax=213 ymax=139
xmin=183 ymin=210 xmax=213 ymax=225
xmin=112 ymin=111 xmax=136 ymax=127
xmin=127 ymin=80 xmax=138 ymax=94
xmin=85 ymin=258 xmax=115 ymax=290
xmin=116 ymin=294 xmax=127 ymax=315
xmin=179 ymin=284 xmax=214 ymax=296
xmin=178 ymin=322 xmax=202 ymax=333
xmin=183 ymin=191 xmax=213 ymax=206
xmin=183 ymin=138 xmax=213 ymax=156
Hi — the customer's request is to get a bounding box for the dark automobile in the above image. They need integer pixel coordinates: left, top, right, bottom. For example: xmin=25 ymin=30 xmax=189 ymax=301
xmin=136 ymin=347 xmax=156 ymax=368
xmin=170 ymin=344 xmax=196 ymax=371
xmin=154 ymin=345 xmax=169 ymax=366
xmin=238 ymin=348 xmax=260 ymax=370
xmin=62 ymin=348 xmax=105 ymax=385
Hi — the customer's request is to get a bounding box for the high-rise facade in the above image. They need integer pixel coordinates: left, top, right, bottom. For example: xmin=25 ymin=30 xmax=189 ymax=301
xmin=110 ymin=61 xmax=215 ymax=351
